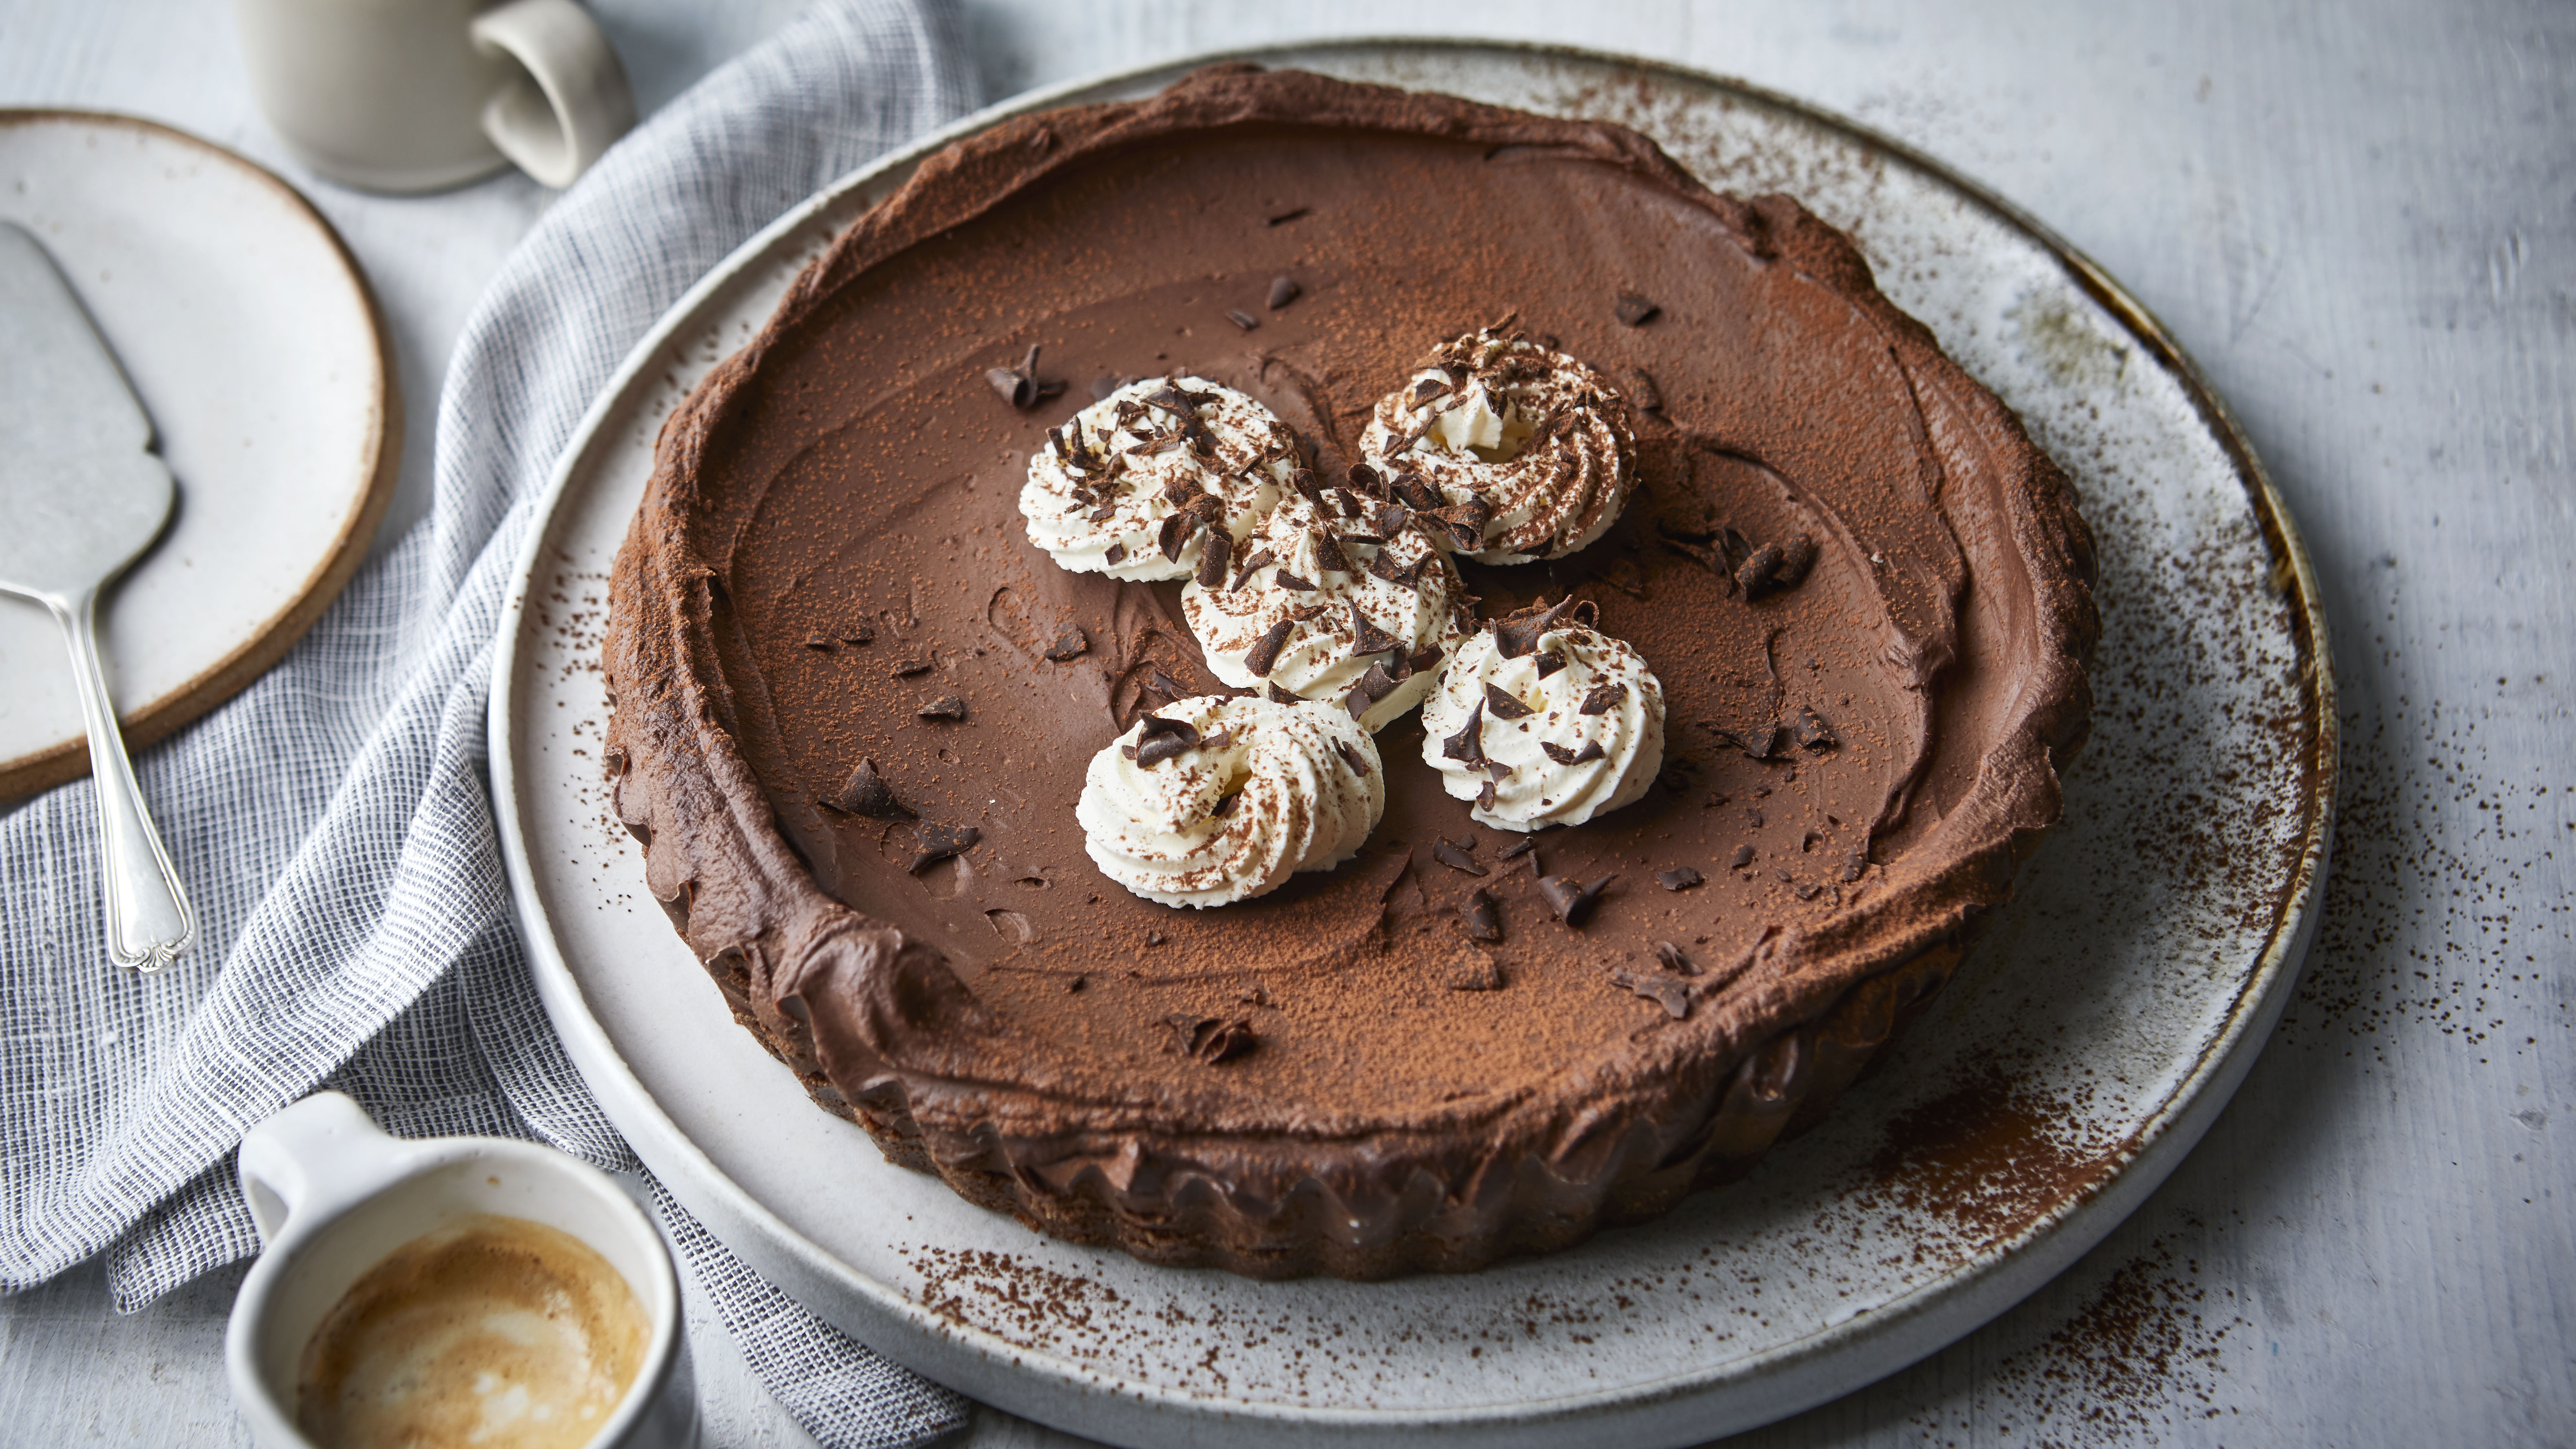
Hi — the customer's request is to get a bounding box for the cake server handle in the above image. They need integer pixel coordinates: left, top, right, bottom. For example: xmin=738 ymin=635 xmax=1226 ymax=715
xmin=53 ymin=585 xmax=194 ymax=971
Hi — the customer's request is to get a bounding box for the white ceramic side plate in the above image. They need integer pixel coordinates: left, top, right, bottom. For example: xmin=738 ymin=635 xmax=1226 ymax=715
xmin=0 ymin=112 xmax=397 ymax=800
xmin=492 ymin=42 xmax=2335 ymax=1449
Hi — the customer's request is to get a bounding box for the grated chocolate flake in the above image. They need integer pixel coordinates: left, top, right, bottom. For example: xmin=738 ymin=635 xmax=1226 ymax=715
xmin=1194 ymin=531 xmax=1233 ymax=587
xmin=1793 ymin=706 xmax=1839 ymax=752
xmin=825 ymin=758 xmax=914 ymax=820
xmin=1540 ymin=739 xmax=1605 ymax=765
xmin=1130 ymin=714 xmax=1202 ymax=768
xmin=1332 ymin=738 xmax=1372 ymax=776
xmin=1429 ymin=500 xmax=1490 ymax=551
xmin=1349 ymin=601 xmax=1400 ymax=657
xmin=891 ymin=658 xmax=933 ymax=678
xmin=1103 ymin=541 xmax=1127 ymax=565
xmin=1658 ymin=866 xmax=1705 ymax=892
xmin=1534 ymin=651 xmax=1567 ymax=679
xmin=1226 ymin=308 xmax=1260 ymax=332
xmin=1266 ymin=275 xmax=1302 ymax=309
xmin=1311 ymin=533 xmax=1354 ymax=577
xmin=1578 ymin=679 xmax=1627 ymax=715
xmin=1390 ymin=470 xmax=1444 ymax=512
xmin=1244 ymin=618 xmax=1296 ymax=677
xmin=1483 ymin=683 xmax=1536 ymax=720
xmin=1043 ymin=625 xmax=1088 ymax=662
xmin=1440 ymin=699 xmax=1490 ymax=767
xmin=1461 ymin=886 xmax=1503 ymax=943
xmin=1496 ymin=836 xmax=1536 ymax=861
xmin=1208 ymin=791 xmax=1239 ymax=819
xmin=1431 ymin=838 xmax=1485 ymax=875
xmin=1492 ymin=595 xmax=1591 ymax=658
xmin=1265 ymin=682 xmax=1299 ymax=705
xmin=801 ymin=634 xmax=834 ymax=651
xmin=840 ymin=622 xmax=876 ymax=645
xmin=1539 ymin=873 xmax=1615 ymax=926
xmin=1343 ymin=660 xmax=1402 ymax=720
xmin=908 ymin=822 xmax=980 ymax=873
xmin=1610 ymin=968 xmax=1691 ymax=1019
xmin=1629 ymin=367 xmax=1663 ymax=412
xmin=916 ymin=694 xmax=967 ymax=721
xmin=1272 ymin=570 xmax=1317 ymax=592
xmin=1229 ymin=547 xmax=1277 ymax=591
xmin=1614 ymin=292 xmax=1661 ymax=327
xmin=1705 ymin=718 xmax=1785 ymax=760
xmin=1164 ymin=1014 xmax=1258 ymax=1064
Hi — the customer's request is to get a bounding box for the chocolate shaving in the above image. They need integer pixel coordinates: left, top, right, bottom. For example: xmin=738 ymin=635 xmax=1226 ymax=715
xmin=1735 ymin=543 xmax=1785 ymax=599
xmin=1658 ymin=866 xmax=1705 ymax=891
xmin=1347 ymin=462 xmax=1382 ymax=494
xmin=1578 ymin=680 xmax=1627 ymax=715
xmin=983 ymin=344 xmax=1062 ymax=409
xmin=802 ymin=634 xmax=834 ymax=651
xmin=1156 ymin=511 xmax=1191 ymax=562
xmin=1443 ymin=948 xmax=1503 ymax=992
xmin=1706 ymin=719 xmax=1785 ymax=760
xmin=1195 ymin=530 xmax=1233 ymax=587
xmin=1265 ymin=682 xmax=1299 ymax=704
xmin=825 ymin=758 xmax=913 ymax=819
xmin=1610 ymin=968 xmax=1691 ymax=1019
xmin=1614 ymin=292 xmax=1661 ymax=326
xmin=1390 ymin=471 xmax=1444 ymax=512
xmin=1534 ymin=651 xmax=1567 ymax=679
xmin=1411 ymin=376 xmax=1452 ymax=405
xmin=1103 ymin=542 xmax=1126 ymax=565
xmin=1431 ymin=838 xmax=1485 ymax=875
xmin=1476 ymin=777 xmax=1499 ymax=811
xmin=1409 ymin=645 xmax=1447 ymax=676
xmin=1373 ymin=501 xmax=1410 ymax=536
xmin=1366 ymin=548 xmax=1427 ymax=587
xmin=1491 ymin=596 xmax=1589 ymax=658
xmin=1229 ymin=547 xmax=1277 ymax=590
xmin=1729 ymin=844 xmax=1756 ymax=870
xmin=1164 ymin=1014 xmax=1258 ymax=1064
xmin=1629 ymin=368 xmax=1663 ymax=412
xmin=1793 ymin=882 xmax=1822 ymax=901
xmin=1476 ymin=683 xmax=1533 ymax=721
xmin=1653 ymin=940 xmax=1695 ymax=974
xmin=841 ymin=623 xmax=876 ymax=645
xmin=1342 ymin=660 xmax=1401 ymax=720
xmin=908 ymin=822 xmax=979 ymax=873
xmin=916 ymin=694 xmax=967 ymax=721
xmin=1266 ymin=205 xmax=1310 ymax=226
xmin=1348 ymin=601 xmax=1400 ymax=657
xmin=1460 ymin=887 xmax=1503 ymax=943
xmin=1776 ymin=534 xmax=1818 ymax=589
xmin=1130 ymin=714 xmax=1203 ymax=767
xmin=1331 ymin=738 xmax=1373 ymax=776
xmin=1440 ymin=700 xmax=1489 ymax=766
xmin=1272 ymin=570 xmax=1316 ymax=592
xmin=1266 ymin=275 xmax=1302 ymax=309
xmin=1539 ymin=739 xmax=1606 ymax=765
xmin=1496 ymin=837 xmax=1536 ymax=861
xmin=1793 ymin=706 xmax=1839 ymax=751
xmin=1311 ymin=533 xmax=1354 ymax=577
xmin=1428 ymin=500 xmax=1490 ymax=551
xmin=891 ymin=658 xmax=932 ymax=678
xmin=1208 ymin=791 xmax=1239 ymax=819
xmin=1226 ymin=308 xmax=1260 ymax=332
xmin=1043 ymin=625 xmax=1088 ymax=661
xmin=1244 ymin=618 xmax=1296 ymax=677
xmin=1538 ymin=873 xmax=1614 ymax=926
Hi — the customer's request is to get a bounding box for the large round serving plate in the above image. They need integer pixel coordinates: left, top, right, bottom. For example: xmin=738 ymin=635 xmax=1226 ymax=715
xmin=492 ymin=41 xmax=2334 ymax=1448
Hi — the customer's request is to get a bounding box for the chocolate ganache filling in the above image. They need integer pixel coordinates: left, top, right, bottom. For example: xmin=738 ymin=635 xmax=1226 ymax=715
xmin=603 ymin=65 xmax=2098 ymax=1278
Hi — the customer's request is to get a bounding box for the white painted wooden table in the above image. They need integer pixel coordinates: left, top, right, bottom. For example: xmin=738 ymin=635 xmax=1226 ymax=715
xmin=3 ymin=1 xmax=2569 ymax=1444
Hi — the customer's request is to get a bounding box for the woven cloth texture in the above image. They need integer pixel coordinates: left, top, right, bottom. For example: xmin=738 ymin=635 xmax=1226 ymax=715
xmin=0 ymin=3 xmax=980 ymax=1443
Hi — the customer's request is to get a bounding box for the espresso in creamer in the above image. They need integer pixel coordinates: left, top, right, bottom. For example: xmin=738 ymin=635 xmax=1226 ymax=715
xmin=295 ymin=1214 xmax=645 ymax=1449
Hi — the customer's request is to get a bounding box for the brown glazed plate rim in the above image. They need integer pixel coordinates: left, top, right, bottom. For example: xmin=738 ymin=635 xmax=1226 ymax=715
xmin=491 ymin=38 xmax=2336 ymax=1445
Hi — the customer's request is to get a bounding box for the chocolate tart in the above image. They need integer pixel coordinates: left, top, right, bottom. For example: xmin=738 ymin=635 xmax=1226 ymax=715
xmin=602 ymin=66 xmax=2098 ymax=1279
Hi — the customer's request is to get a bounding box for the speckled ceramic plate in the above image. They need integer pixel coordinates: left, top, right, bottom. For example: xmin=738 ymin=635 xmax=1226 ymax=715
xmin=0 ymin=111 xmax=397 ymax=799
xmin=491 ymin=41 xmax=2335 ymax=1449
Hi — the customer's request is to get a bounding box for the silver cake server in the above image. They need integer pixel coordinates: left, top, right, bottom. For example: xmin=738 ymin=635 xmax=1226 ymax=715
xmin=0 ymin=222 xmax=195 ymax=971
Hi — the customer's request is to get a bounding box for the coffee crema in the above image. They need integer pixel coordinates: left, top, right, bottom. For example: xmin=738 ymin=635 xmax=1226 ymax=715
xmin=294 ymin=1213 xmax=645 ymax=1449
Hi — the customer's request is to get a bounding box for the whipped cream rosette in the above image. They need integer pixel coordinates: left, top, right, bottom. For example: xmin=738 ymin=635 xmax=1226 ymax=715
xmin=1358 ymin=329 xmax=1637 ymax=564
xmin=1077 ymin=695 xmax=1385 ymax=908
xmin=1419 ymin=596 xmax=1665 ymax=831
xmin=1181 ymin=490 xmax=1470 ymax=733
xmin=1020 ymin=377 xmax=1295 ymax=581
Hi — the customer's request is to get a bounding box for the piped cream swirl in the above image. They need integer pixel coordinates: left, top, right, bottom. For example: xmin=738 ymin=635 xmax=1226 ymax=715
xmin=1020 ymin=377 xmax=1293 ymax=581
xmin=1078 ymin=695 xmax=1384 ymax=907
xmin=1359 ymin=329 xmax=1636 ymax=564
xmin=1181 ymin=492 xmax=1469 ymax=732
xmin=1419 ymin=597 xmax=1665 ymax=831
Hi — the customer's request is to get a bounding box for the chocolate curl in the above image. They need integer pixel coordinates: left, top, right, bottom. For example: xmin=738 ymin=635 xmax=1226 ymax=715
xmin=1195 ymin=530 xmax=1234 ymax=587
xmin=1483 ymin=683 xmax=1536 ymax=720
xmin=908 ymin=822 xmax=980 ymax=873
xmin=1578 ymin=679 xmax=1627 ymax=716
xmin=1539 ymin=739 xmax=1606 ymax=765
xmin=1538 ymin=873 xmax=1615 ymax=926
xmin=1129 ymin=714 xmax=1203 ymax=767
xmin=1348 ymin=601 xmax=1400 ymax=658
xmin=825 ymin=758 xmax=913 ymax=819
xmin=1491 ymin=596 xmax=1590 ymax=658
xmin=1244 ymin=618 xmax=1296 ymax=678
xmin=1460 ymin=887 xmax=1503 ymax=942
xmin=1440 ymin=699 xmax=1489 ymax=767
xmin=1342 ymin=660 xmax=1401 ymax=720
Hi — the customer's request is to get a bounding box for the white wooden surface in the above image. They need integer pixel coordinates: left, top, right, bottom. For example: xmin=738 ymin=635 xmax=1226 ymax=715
xmin=2 ymin=1 xmax=2569 ymax=1445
